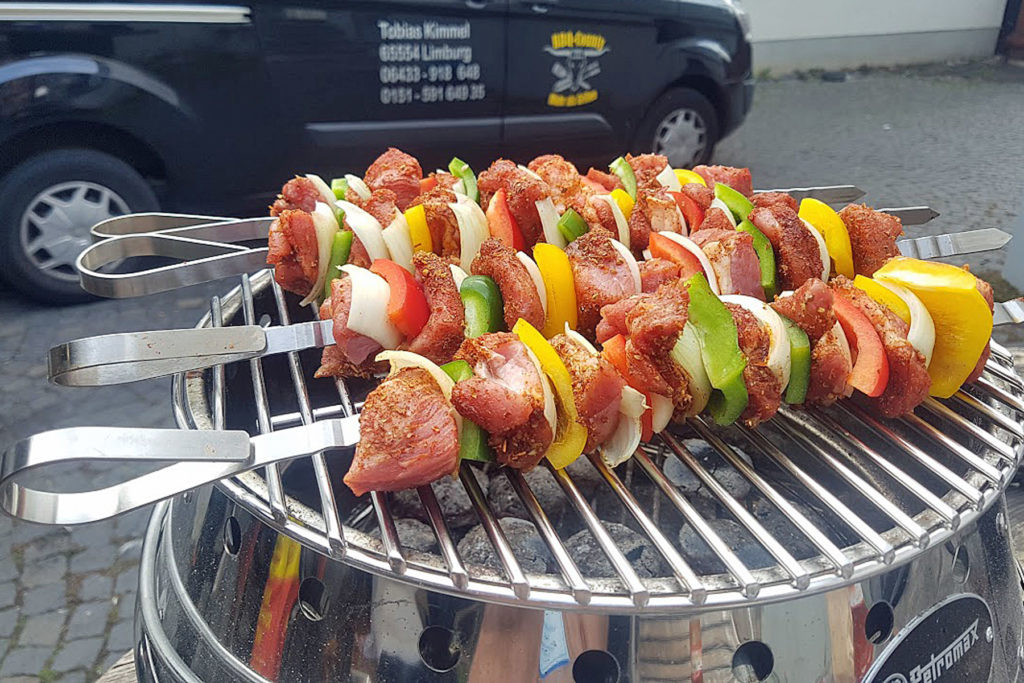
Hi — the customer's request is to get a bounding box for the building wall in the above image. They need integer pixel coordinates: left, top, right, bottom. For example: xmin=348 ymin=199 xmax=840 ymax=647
xmin=745 ymin=0 xmax=1008 ymax=72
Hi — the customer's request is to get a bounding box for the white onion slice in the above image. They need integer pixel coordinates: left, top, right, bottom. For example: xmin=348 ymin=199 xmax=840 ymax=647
xmin=336 ymin=200 xmax=389 ymax=262
xmin=655 ymin=164 xmax=682 ymax=192
xmin=825 ymin=320 xmax=855 ymax=397
xmin=609 ymin=239 xmax=642 ymax=295
xmin=720 ymin=294 xmax=792 ymax=389
xmin=449 ymin=198 xmax=490 ymax=270
xmin=449 ymin=264 xmax=469 ymax=289
xmin=602 ymin=386 xmax=646 ymax=466
xmin=709 ymin=198 xmax=738 ymax=227
xmin=344 ymin=174 xmax=371 ymax=201
xmin=800 ymin=218 xmax=831 ymax=282
xmin=339 ymin=265 xmax=402 ymax=349
xmin=650 ymin=393 xmax=674 ymax=433
xmin=381 ymin=211 xmax=414 ymax=272
xmin=517 ymin=251 xmax=548 ymax=318
xmin=656 ymin=231 xmax=720 ymax=294
xmin=565 ymin=324 xmax=599 ymax=354
xmin=305 ymin=173 xmax=338 ymax=208
xmin=592 ymin=194 xmax=630 ymax=248
xmin=521 ymin=344 xmax=557 ymax=435
xmin=535 ymin=197 xmax=566 ymax=249
xmin=451 ymin=178 xmax=466 ymax=197
xmin=874 ymin=277 xmax=936 ymax=366
xmin=674 ymin=204 xmax=689 ymax=237
xmin=670 ymin=322 xmax=713 ymax=416
xmin=375 ymin=350 xmax=461 ymax=435
xmin=518 ymin=164 xmax=544 ymax=181
xmin=299 ymin=202 xmax=341 ymax=307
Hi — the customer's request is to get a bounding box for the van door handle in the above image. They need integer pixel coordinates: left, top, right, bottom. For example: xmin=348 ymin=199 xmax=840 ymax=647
xmin=465 ymin=0 xmax=487 ymax=8
xmin=531 ymin=4 xmax=548 ymax=12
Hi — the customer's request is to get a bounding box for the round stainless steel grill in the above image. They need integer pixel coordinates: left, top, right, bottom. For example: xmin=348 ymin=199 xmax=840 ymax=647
xmin=172 ymin=268 xmax=1024 ymax=614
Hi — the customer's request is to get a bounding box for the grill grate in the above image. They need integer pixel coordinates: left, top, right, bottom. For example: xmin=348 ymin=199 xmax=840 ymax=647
xmin=173 ymin=269 xmax=1024 ymax=613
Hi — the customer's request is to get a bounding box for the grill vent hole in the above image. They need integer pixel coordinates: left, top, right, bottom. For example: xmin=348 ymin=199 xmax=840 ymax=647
xmin=223 ymin=516 xmax=241 ymax=556
xmin=572 ymin=649 xmax=619 ymax=683
xmin=952 ymin=545 xmax=970 ymax=584
xmin=865 ymin=601 xmax=895 ymax=644
xmin=731 ymin=640 xmax=774 ymax=682
xmin=418 ymin=626 xmax=461 ymax=672
xmin=298 ymin=577 xmax=329 ymax=622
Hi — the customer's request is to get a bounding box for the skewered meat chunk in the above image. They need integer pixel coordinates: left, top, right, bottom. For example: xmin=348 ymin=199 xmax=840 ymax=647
xmin=692 ymin=164 xmax=753 ymax=197
xmin=628 ymin=187 xmax=684 ymax=253
xmin=585 ymin=168 xmax=624 ymax=192
xmin=471 ymin=238 xmax=545 ymax=330
xmin=697 ymin=207 xmax=735 ymax=233
xmin=966 ymin=277 xmax=994 ymax=383
xmin=550 ymin=333 xmax=626 ymax=452
xmin=270 ymin=177 xmax=320 ymax=216
xmin=726 ymin=303 xmax=782 ymax=425
xmin=478 ymin=159 xmax=550 ymax=247
xmin=625 ymin=153 xmax=669 ymax=191
xmin=748 ymin=204 xmax=824 ymax=291
xmin=691 ymin=228 xmax=763 ymax=300
xmin=267 ymin=209 xmax=317 ymax=296
xmin=752 ymin=191 xmax=798 ymax=212
xmin=364 ymin=147 xmax=423 ymax=212
xmin=639 ymin=258 xmax=680 ymax=294
xmin=403 ymin=252 xmax=465 ymax=364
xmin=679 ymin=183 xmax=714 ymax=210
xmin=409 ymin=186 xmax=460 ymax=263
xmin=528 ymin=154 xmax=589 ymax=212
xmin=345 ymin=367 xmax=458 ymax=496
xmin=807 ymin=324 xmax=854 ymax=405
xmin=565 ymin=228 xmax=637 ymax=339
xmin=771 ymin=277 xmax=835 ymax=341
xmin=831 ymin=276 xmax=931 ymax=416
xmin=451 ymin=333 xmax=554 ymax=470
xmin=314 ymin=277 xmax=385 ymax=379
xmin=839 ymin=204 xmax=903 ymax=276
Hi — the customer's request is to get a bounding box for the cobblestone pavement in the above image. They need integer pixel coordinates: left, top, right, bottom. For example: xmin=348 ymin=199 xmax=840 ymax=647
xmin=0 ymin=61 xmax=1023 ymax=681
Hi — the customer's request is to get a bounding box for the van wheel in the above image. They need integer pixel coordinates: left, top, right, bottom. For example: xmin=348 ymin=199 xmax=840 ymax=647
xmin=0 ymin=149 xmax=158 ymax=304
xmin=635 ymin=88 xmax=719 ymax=168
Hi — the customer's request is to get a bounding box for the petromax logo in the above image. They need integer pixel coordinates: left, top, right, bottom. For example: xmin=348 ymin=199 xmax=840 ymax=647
xmin=882 ymin=618 xmax=984 ymax=683
xmin=544 ymin=30 xmax=609 ymax=107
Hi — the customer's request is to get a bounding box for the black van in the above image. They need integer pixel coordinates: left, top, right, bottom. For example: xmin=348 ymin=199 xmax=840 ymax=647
xmin=0 ymin=0 xmax=753 ymax=302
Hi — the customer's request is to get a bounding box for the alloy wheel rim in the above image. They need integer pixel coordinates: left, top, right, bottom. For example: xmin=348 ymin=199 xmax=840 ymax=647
xmin=654 ymin=107 xmax=708 ymax=168
xmin=20 ymin=181 xmax=130 ymax=282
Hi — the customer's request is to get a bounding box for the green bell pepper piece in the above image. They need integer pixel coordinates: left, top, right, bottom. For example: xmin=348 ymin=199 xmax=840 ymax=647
xmin=778 ymin=314 xmax=811 ymax=405
xmin=609 ymin=156 xmax=637 ymax=199
xmin=330 ymin=177 xmax=349 ymax=200
xmin=441 ymin=360 xmax=493 ymax=463
xmin=685 ymin=272 xmax=749 ymax=425
xmin=448 ymin=157 xmax=479 ymax=203
xmin=323 ymin=230 xmax=354 ymax=300
xmin=714 ymin=182 xmax=754 ymax=224
xmin=736 ymin=219 xmax=778 ymax=300
xmin=556 ymin=208 xmax=589 ymax=243
xmin=460 ymin=275 xmax=503 ymax=338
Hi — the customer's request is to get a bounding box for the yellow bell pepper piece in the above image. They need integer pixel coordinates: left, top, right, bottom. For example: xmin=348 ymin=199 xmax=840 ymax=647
xmin=873 ymin=257 xmax=992 ymax=398
xmin=404 ymin=204 xmax=432 ymax=253
xmin=799 ymin=198 xmax=855 ymax=278
xmin=674 ymin=168 xmax=706 ymax=187
xmin=853 ymin=275 xmax=911 ymax=324
xmin=513 ymin=318 xmax=587 ymax=469
xmin=611 ymin=188 xmax=635 ymax=221
xmin=533 ymin=242 xmax=578 ymax=338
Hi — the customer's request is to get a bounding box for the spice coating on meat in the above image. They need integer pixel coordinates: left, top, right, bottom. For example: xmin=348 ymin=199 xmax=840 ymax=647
xmin=565 ymin=228 xmax=637 ymax=339
xmin=345 ymin=367 xmax=458 ymax=496
xmin=625 ymin=153 xmax=669 ymax=191
xmin=628 ymin=187 xmax=684 ymax=254
xmin=752 ymin=191 xmax=798 ymax=212
xmin=403 ymin=252 xmax=465 ymax=364
xmin=267 ymin=210 xmax=317 ymax=296
xmin=550 ymin=334 xmax=626 ymax=452
xmin=839 ymin=204 xmax=903 ymax=276
xmin=966 ymin=276 xmax=994 ymax=383
xmin=639 ymin=258 xmax=680 ymax=294
xmin=770 ymin=278 xmax=835 ymax=342
xmin=691 ymin=228 xmax=763 ymax=300
xmin=528 ymin=154 xmax=589 ymax=212
xmin=364 ymin=147 xmax=423 ymax=212
xmin=692 ymin=165 xmax=753 ymax=197
xmin=749 ymin=205 xmax=824 ymax=291
xmin=270 ymin=177 xmax=320 ymax=216
xmin=680 ymin=183 xmax=714 ymax=210
xmin=478 ymin=159 xmax=550 ymax=247
xmin=470 ymin=238 xmax=545 ymax=330
xmin=410 ymin=186 xmax=460 ymax=263
xmin=585 ymin=168 xmax=624 ymax=192
xmin=697 ymin=207 xmax=735 ymax=233
xmin=452 ymin=333 xmax=554 ymax=469
xmin=831 ymin=276 xmax=930 ymax=416
xmin=314 ymin=277 xmax=385 ymax=379
xmin=726 ymin=303 xmax=782 ymax=425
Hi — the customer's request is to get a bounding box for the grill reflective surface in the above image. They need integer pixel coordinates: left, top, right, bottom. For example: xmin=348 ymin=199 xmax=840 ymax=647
xmin=171 ymin=269 xmax=1024 ymax=613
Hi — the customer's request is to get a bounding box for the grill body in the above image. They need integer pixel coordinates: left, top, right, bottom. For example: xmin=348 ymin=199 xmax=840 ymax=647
xmin=136 ymin=488 xmax=1024 ymax=682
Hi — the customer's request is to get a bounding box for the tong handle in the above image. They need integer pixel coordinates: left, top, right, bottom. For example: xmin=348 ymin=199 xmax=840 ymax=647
xmin=0 ymin=419 xmax=360 ymax=525
xmin=48 ymin=326 xmax=268 ymax=386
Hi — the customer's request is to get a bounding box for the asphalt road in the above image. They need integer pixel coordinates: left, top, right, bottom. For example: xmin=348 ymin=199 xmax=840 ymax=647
xmin=1 ymin=60 xmax=1023 ymax=682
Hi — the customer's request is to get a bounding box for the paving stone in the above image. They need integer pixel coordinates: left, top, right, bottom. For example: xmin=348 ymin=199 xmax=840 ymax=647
xmin=1 ymin=677 xmax=41 ymax=683
xmin=0 ymin=610 xmax=18 ymax=638
xmin=113 ymin=570 xmax=137 ymax=595
xmin=64 ymin=603 xmax=109 ymax=640
xmin=0 ymin=584 xmax=14 ymax=610
xmin=69 ymin=547 xmax=116 ymax=574
xmin=20 ymin=557 xmax=66 ymax=590
xmin=115 ymin=595 xmax=134 ymax=622
xmin=57 ymin=671 xmax=87 ymax=683
xmin=51 ymin=638 xmax=103 ymax=673
xmin=0 ymin=559 xmax=16 ymax=583
xmin=20 ymin=534 xmax=79 ymax=565
xmin=0 ymin=646 xmax=50 ymax=676
xmin=76 ymin=575 xmax=112 ymax=603
xmin=20 ymin=587 xmax=64 ymax=617
xmin=105 ymin=619 xmax=134 ymax=654
xmin=17 ymin=614 xmax=63 ymax=648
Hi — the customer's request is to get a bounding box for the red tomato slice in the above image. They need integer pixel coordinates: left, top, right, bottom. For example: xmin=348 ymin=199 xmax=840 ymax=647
xmin=601 ymin=334 xmax=653 ymax=442
xmin=833 ymin=293 xmax=889 ymax=397
xmin=485 ymin=189 xmax=525 ymax=251
xmin=648 ymin=232 xmax=705 ymax=281
xmin=369 ymin=259 xmax=430 ymax=339
xmin=419 ymin=176 xmax=438 ymax=194
xmin=668 ymin=191 xmax=705 ymax=233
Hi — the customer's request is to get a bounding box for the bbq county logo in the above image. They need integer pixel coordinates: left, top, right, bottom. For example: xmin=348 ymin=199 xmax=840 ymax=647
xmin=545 ymin=31 xmax=609 ymax=107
